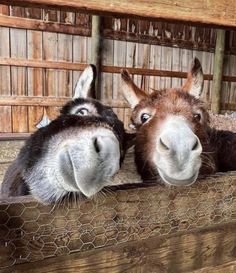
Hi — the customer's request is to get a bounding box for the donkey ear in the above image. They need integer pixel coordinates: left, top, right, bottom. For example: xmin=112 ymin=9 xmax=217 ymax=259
xmin=73 ymin=65 xmax=96 ymax=99
xmin=182 ymin=57 xmax=204 ymax=99
xmin=121 ymin=69 xmax=147 ymax=109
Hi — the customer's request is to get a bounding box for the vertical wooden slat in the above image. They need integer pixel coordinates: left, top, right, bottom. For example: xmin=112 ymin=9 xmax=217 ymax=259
xmin=0 ymin=26 xmax=11 ymax=133
xmin=228 ymin=55 xmax=236 ymax=109
xmin=25 ymin=7 xmax=42 ymax=19
xmin=149 ymin=44 xmax=156 ymax=91
xmin=0 ymin=106 xmax=12 ymax=132
xmin=10 ymin=6 xmax=25 ymax=17
xmin=72 ymin=35 xmax=88 ymax=94
xmin=172 ymin=47 xmax=181 ymax=88
xmin=101 ymin=39 xmax=114 ymax=101
xmin=57 ymin=33 xmax=73 ymax=97
xmin=27 ymin=29 xmax=44 ymax=132
xmin=163 ymin=46 xmax=173 ymax=89
xmin=12 ymin=106 xmax=28 ymax=133
xmin=0 ymin=27 xmax=10 ymax=95
xmin=181 ymin=48 xmax=193 ymax=86
xmin=113 ymin=40 xmax=126 ymax=100
xmin=43 ymin=32 xmax=58 ymax=118
xmin=11 ymin=28 xmax=28 ymax=132
xmin=125 ymin=41 xmax=136 ymax=128
xmin=113 ymin=40 xmax=126 ymax=124
xmin=211 ymin=29 xmax=226 ymax=114
xmin=221 ymin=54 xmax=230 ymax=109
xmin=91 ymin=15 xmax=102 ymax=99
xmin=0 ymin=4 xmax=9 ymax=15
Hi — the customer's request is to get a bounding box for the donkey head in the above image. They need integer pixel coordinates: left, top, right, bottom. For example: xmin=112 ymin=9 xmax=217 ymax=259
xmin=121 ymin=58 xmax=214 ymax=186
xmin=8 ymin=65 xmax=128 ymax=203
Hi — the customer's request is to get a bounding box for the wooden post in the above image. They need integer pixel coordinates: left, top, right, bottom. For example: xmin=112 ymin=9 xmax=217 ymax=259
xmin=211 ymin=29 xmax=225 ymax=114
xmin=91 ymin=15 xmax=102 ymax=99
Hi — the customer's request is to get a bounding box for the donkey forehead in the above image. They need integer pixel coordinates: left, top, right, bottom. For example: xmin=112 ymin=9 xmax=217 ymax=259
xmin=134 ymin=89 xmax=202 ymax=116
xmin=62 ymin=98 xmax=118 ymax=119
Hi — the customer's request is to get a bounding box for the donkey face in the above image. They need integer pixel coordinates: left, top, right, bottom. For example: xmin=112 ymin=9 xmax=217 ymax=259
xmin=121 ymin=58 xmax=213 ymax=186
xmin=9 ymin=65 xmax=127 ymax=203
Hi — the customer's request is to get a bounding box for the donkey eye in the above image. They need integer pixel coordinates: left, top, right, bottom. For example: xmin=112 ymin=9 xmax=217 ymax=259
xmin=76 ymin=108 xmax=89 ymax=116
xmin=193 ymin=113 xmax=201 ymax=122
xmin=141 ymin=113 xmax=151 ymax=124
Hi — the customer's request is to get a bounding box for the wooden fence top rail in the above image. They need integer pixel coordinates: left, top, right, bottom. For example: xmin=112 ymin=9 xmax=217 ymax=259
xmin=0 ymin=171 xmax=236 ymax=270
xmin=1 ymin=0 xmax=236 ymax=28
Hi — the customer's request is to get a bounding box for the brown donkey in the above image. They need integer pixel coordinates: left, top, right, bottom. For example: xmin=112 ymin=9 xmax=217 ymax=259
xmin=121 ymin=58 xmax=236 ymax=186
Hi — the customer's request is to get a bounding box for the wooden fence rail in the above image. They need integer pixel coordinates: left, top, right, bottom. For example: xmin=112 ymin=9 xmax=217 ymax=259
xmin=0 ymin=171 xmax=236 ymax=272
xmin=0 ymin=0 xmax=236 ymax=28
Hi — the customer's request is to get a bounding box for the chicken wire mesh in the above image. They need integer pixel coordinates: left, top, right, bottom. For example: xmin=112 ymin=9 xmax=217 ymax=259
xmin=0 ymin=172 xmax=236 ymax=269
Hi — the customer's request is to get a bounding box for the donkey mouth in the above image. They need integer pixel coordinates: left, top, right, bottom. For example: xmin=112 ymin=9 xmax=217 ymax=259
xmin=158 ymin=169 xmax=198 ymax=186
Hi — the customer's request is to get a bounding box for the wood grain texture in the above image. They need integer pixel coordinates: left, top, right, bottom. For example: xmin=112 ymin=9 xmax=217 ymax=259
xmin=1 ymin=96 xmax=236 ymax=111
xmin=1 ymin=210 xmax=236 ymax=272
xmin=10 ymin=28 xmax=28 ymax=133
xmin=191 ymin=261 xmax=236 ymax=273
xmin=27 ymin=29 xmax=44 ymax=132
xmin=0 ymin=14 xmax=90 ymax=35
xmin=0 ymin=0 xmax=236 ymax=28
xmin=0 ymin=171 xmax=236 ymax=270
xmin=1 ymin=58 xmax=236 ymax=82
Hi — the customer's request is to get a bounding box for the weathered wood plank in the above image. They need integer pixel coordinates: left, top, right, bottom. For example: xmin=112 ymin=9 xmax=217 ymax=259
xmin=0 ymin=26 xmax=11 ymax=133
xmin=0 ymin=14 xmax=90 ymax=35
xmin=0 ymin=133 xmax=30 ymax=140
xmin=211 ymin=29 xmax=226 ymax=114
xmin=0 ymin=106 xmax=12 ymax=132
xmin=1 ymin=58 xmax=236 ymax=83
xmin=10 ymin=28 xmax=28 ymax=133
xmin=27 ymin=29 xmax=44 ymax=132
xmin=0 ymin=172 xmax=236 ymax=269
xmin=1 ymin=220 xmax=236 ymax=272
xmin=0 ymin=0 xmax=236 ymax=28
xmin=57 ymin=33 xmax=73 ymax=97
xmin=1 ymin=96 xmax=236 ymax=111
xmin=191 ymin=261 xmax=236 ymax=273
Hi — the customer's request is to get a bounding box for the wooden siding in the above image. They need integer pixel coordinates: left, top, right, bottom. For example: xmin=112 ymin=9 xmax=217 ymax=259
xmin=0 ymin=5 xmax=236 ymax=134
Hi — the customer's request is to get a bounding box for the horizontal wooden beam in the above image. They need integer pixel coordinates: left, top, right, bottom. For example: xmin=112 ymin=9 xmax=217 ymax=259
xmin=0 ymin=133 xmax=30 ymax=140
xmin=1 ymin=58 xmax=236 ymax=82
xmin=0 ymin=0 xmax=235 ymax=28
xmin=0 ymin=58 xmax=88 ymax=71
xmin=0 ymin=172 xmax=236 ymax=270
xmin=0 ymin=96 xmax=236 ymax=111
xmin=0 ymin=14 xmax=90 ymax=36
xmin=0 ymin=96 xmax=128 ymax=108
xmin=1 ymin=221 xmax=236 ymax=273
xmin=103 ymin=29 xmax=216 ymax=53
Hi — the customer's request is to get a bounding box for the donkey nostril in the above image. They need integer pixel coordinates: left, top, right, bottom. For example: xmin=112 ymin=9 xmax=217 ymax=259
xmin=93 ymin=138 xmax=100 ymax=153
xmin=159 ymin=137 xmax=170 ymax=151
xmin=192 ymin=139 xmax=199 ymax=151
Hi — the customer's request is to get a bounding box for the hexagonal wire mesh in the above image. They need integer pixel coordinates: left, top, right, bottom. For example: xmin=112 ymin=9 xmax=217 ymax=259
xmin=0 ymin=171 xmax=236 ymax=269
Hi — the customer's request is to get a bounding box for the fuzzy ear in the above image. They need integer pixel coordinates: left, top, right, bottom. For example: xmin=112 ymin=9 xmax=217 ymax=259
xmin=121 ymin=69 xmax=148 ymax=109
xmin=182 ymin=57 xmax=204 ymax=99
xmin=73 ymin=65 xmax=96 ymax=99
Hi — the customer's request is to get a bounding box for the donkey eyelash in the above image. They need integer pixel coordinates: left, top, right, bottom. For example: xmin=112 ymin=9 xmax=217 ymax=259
xmin=70 ymin=103 xmax=98 ymax=116
xmin=75 ymin=108 xmax=89 ymax=116
xmin=193 ymin=113 xmax=201 ymax=122
xmin=141 ymin=113 xmax=151 ymax=124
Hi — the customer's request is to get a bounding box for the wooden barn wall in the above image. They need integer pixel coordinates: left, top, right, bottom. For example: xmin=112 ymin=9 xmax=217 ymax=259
xmin=0 ymin=5 xmax=236 ymax=134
